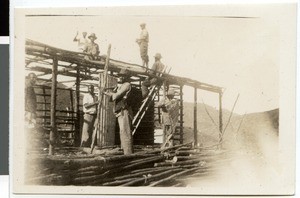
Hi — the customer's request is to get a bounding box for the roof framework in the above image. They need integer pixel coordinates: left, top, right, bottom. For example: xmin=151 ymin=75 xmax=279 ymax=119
xmin=25 ymin=39 xmax=224 ymax=154
xmin=26 ymin=39 xmax=223 ymax=93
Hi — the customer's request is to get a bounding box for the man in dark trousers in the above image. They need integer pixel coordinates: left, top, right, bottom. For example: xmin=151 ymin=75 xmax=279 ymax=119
xmin=104 ymin=69 xmax=133 ymax=155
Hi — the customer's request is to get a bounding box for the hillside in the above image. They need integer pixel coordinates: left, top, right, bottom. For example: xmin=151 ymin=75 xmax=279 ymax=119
xmin=182 ymin=102 xmax=279 ymax=165
xmin=182 ymin=102 xmax=240 ymax=147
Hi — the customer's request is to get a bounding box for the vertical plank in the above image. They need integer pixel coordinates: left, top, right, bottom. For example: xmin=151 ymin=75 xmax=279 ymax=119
xmin=99 ymin=74 xmax=117 ymax=146
xmin=74 ymin=66 xmax=81 ymax=146
xmin=49 ymin=56 xmax=58 ymax=155
xmin=91 ymin=44 xmax=112 ymax=153
xmin=193 ymin=87 xmax=197 ymax=147
xmin=97 ymin=73 xmax=102 ymax=147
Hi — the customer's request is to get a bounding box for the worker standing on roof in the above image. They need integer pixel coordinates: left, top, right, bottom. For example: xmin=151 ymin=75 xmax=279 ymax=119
xmin=73 ymin=31 xmax=89 ymax=52
xmin=136 ymin=23 xmax=149 ymax=68
xmin=141 ymin=53 xmax=165 ymax=99
xmin=158 ymin=89 xmax=179 ymax=149
xmin=104 ymin=69 xmax=134 ymax=155
xmin=81 ymin=85 xmax=99 ymax=147
xmin=84 ymin=33 xmax=100 ymax=60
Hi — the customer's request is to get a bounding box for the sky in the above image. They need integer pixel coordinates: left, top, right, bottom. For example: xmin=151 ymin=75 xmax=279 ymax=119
xmin=24 ymin=5 xmax=292 ymax=114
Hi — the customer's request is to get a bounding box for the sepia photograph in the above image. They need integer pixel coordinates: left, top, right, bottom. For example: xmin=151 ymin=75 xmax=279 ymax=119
xmin=12 ymin=4 xmax=296 ymax=195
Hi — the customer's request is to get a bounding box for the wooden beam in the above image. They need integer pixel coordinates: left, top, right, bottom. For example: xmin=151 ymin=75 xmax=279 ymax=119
xmin=193 ymin=87 xmax=198 ymax=147
xmin=49 ymin=56 xmax=58 ymax=155
xmin=27 ymin=66 xmax=99 ymax=81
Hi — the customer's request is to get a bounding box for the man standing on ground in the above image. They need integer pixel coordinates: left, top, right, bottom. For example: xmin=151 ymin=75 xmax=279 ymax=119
xmin=81 ymin=85 xmax=98 ymax=147
xmin=136 ymin=23 xmax=149 ymax=68
xmin=104 ymin=69 xmax=133 ymax=155
xmin=158 ymin=89 xmax=179 ymax=149
xmin=25 ymin=72 xmax=37 ymax=128
xmin=141 ymin=53 xmax=165 ymax=98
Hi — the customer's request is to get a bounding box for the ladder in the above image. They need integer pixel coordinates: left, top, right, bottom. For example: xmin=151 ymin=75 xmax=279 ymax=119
xmin=132 ymin=67 xmax=168 ymax=135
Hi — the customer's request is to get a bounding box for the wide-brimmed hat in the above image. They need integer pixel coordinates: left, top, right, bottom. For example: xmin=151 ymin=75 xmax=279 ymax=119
xmin=154 ymin=53 xmax=162 ymax=59
xmin=88 ymin=33 xmax=97 ymax=40
xmin=119 ymin=68 xmax=130 ymax=76
xmin=167 ymin=89 xmax=176 ymax=96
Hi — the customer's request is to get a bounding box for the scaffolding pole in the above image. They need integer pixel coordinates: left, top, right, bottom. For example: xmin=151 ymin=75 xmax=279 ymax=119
xmin=49 ymin=56 xmax=58 ymax=155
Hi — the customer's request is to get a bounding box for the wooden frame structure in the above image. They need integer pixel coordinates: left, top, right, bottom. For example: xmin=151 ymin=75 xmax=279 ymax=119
xmin=25 ymin=39 xmax=224 ymax=155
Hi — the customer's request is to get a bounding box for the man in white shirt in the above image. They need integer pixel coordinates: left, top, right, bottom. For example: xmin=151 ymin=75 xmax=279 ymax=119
xmin=136 ymin=23 xmax=149 ymax=68
xmin=73 ymin=31 xmax=89 ymax=52
xmin=81 ymin=85 xmax=98 ymax=147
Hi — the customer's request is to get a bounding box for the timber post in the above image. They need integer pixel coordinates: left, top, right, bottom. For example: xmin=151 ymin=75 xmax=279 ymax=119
xmin=42 ymin=87 xmax=46 ymax=125
xmin=193 ymin=87 xmax=198 ymax=147
xmin=49 ymin=56 xmax=58 ymax=155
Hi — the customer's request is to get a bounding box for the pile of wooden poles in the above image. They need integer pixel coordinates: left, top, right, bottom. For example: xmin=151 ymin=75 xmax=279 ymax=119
xmin=25 ymin=142 xmax=228 ymax=187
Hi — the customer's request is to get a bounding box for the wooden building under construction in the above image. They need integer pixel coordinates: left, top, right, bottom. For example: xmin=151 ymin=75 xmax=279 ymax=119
xmin=25 ymin=39 xmax=224 ymax=155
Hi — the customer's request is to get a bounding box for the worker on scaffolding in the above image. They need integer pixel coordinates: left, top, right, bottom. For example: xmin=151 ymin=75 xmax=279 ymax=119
xmin=83 ymin=33 xmax=100 ymax=61
xmin=141 ymin=53 xmax=165 ymax=99
xmin=136 ymin=23 xmax=149 ymax=68
xmin=158 ymin=89 xmax=179 ymax=149
xmin=81 ymin=85 xmax=99 ymax=147
xmin=25 ymin=72 xmax=38 ymax=128
xmin=104 ymin=69 xmax=134 ymax=155
xmin=73 ymin=31 xmax=89 ymax=52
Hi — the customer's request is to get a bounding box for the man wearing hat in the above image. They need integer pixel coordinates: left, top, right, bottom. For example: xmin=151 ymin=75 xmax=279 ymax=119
xmin=158 ymin=89 xmax=179 ymax=149
xmin=141 ymin=53 xmax=165 ymax=98
xmin=84 ymin=33 xmax=100 ymax=60
xmin=136 ymin=23 xmax=149 ymax=68
xmin=104 ymin=69 xmax=134 ymax=155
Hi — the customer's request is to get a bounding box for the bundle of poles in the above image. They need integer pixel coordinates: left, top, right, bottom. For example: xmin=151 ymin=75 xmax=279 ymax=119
xmin=25 ymin=142 xmax=231 ymax=187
